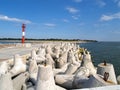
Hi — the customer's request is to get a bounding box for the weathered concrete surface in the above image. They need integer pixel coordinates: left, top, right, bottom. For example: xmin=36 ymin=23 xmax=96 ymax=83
xmin=10 ymin=54 xmax=27 ymax=77
xmin=13 ymin=72 xmax=29 ymax=90
xmin=0 ymin=73 xmax=14 ymax=90
xmin=0 ymin=42 xmax=118 ymax=90
xmin=55 ymin=75 xmax=74 ymax=89
xmin=117 ymin=75 xmax=120 ymax=84
xmin=97 ymin=63 xmax=117 ymax=84
xmin=72 ymin=85 xmax=120 ymax=90
xmin=35 ymin=65 xmax=56 ymax=90
xmin=0 ymin=46 xmax=33 ymax=61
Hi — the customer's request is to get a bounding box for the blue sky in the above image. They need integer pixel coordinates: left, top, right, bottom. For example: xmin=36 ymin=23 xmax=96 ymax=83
xmin=0 ymin=0 xmax=120 ymax=41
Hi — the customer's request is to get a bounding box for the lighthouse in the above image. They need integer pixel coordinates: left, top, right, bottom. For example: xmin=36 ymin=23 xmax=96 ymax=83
xmin=22 ymin=24 xmax=25 ymax=44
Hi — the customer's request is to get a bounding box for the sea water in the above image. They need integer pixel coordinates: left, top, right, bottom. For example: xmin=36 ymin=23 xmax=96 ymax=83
xmin=80 ymin=42 xmax=120 ymax=77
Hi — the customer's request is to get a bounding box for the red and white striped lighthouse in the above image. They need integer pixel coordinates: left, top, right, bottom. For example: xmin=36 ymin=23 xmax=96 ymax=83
xmin=22 ymin=24 xmax=25 ymax=44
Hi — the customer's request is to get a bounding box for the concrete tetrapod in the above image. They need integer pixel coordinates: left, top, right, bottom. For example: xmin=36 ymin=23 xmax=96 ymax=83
xmin=82 ymin=50 xmax=91 ymax=61
xmin=81 ymin=51 xmax=96 ymax=75
xmin=53 ymin=63 xmax=69 ymax=75
xmin=31 ymin=49 xmax=45 ymax=64
xmin=27 ymin=86 xmax=35 ymax=90
xmin=67 ymin=50 xmax=80 ymax=65
xmin=55 ymin=85 xmax=66 ymax=90
xmin=117 ymin=75 xmax=120 ymax=84
xmin=0 ymin=72 xmax=14 ymax=90
xmin=72 ymin=75 xmax=89 ymax=89
xmin=10 ymin=54 xmax=27 ymax=77
xmin=65 ymin=64 xmax=79 ymax=75
xmin=75 ymin=67 xmax=90 ymax=77
xmin=21 ymin=83 xmax=27 ymax=90
xmin=55 ymin=74 xmax=74 ymax=89
xmin=50 ymin=46 xmax=60 ymax=60
xmin=97 ymin=63 xmax=117 ymax=84
xmin=45 ymin=53 xmax=55 ymax=68
xmin=37 ymin=47 xmax=46 ymax=63
xmin=37 ymin=46 xmax=46 ymax=57
xmin=56 ymin=51 xmax=68 ymax=68
xmin=67 ymin=50 xmax=75 ymax=63
xmin=72 ymin=85 xmax=120 ymax=90
xmin=0 ymin=61 xmax=9 ymax=77
xmin=13 ymin=72 xmax=29 ymax=90
xmin=53 ymin=46 xmax=60 ymax=58
xmin=28 ymin=58 xmax=38 ymax=85
xmin=72 ymin=74 xmax=110 ymax=89
xmin=46 ymin=45 xmax=52 ymax=54
xmin=31 ymin=49 xmax=37 ymax=60
xmin=35 ymin=65 xmax=56 ymax=90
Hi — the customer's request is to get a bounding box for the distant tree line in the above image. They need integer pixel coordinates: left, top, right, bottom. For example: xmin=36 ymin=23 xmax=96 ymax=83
xmin=0 ymin=38 xmax=97 ymax=42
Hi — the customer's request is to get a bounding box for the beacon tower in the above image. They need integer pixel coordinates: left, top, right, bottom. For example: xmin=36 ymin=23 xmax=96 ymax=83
xmin=22 ymin=24 xmax=25 ymax=44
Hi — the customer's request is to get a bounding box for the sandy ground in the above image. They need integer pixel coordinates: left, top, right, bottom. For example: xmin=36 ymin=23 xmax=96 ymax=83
xmin=0 ymin=44 xmax=15 ymax=49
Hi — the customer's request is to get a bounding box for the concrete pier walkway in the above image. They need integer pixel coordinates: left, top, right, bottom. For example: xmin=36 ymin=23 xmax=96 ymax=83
xmin=0 ymin=44 xmax=38 ymax=62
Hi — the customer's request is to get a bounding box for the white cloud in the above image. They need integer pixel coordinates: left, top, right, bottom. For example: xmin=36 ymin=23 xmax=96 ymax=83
xmin=113 ymin=0 xmax=120 ymax=7
xmin=116 ymin=0 xmax=120 ymax=7
xmin=72 ymin=15 xmax=79 ymax=20
xmin=118 ymin=1 xmax=120 ymax=7
xmin=74 ymin=0 xmax=82 ymax=3
xmin=0 ymin=14 xmax=31 ymax=24
xmin=100 ymin=12 xmax=120 ymax=21
xmin=66 ymin=7 xmax=79 ymax=14
xmin=100 ymin=15 xmax=113 ymax=21
xmin=44 ymin=23 xmax=56 ymax=27
xmin=63 ymin=19 xmax=69 ymax=23
xmin=96 ymin=0 xmax=106 ymax=7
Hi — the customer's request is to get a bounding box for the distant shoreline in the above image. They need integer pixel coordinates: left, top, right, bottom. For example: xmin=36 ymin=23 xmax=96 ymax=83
xmin=0 ymin=40 xmax=97 ymax=44
xmin=0 ymin=38 xmax=97 ymax=44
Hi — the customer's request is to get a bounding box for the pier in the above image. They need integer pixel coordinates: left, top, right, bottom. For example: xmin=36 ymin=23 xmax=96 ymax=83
xmin=0 ymin=42 xmax=120 ymax=90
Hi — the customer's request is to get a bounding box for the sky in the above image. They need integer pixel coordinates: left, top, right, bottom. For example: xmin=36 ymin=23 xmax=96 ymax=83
xmin=0 ymin=0 xmax=120 ymax=41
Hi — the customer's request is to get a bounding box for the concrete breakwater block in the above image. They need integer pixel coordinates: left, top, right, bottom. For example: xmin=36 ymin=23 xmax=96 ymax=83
xmin=31 ymin=49 xmax=37 ymax=60
xmin=52 ymin=46 xmax=60 ymax=59
xmin=35 ymin=65 xmax=56 ymax=90
xmin=53 ymin=63 xmax=69 ymax=75
xmin=75 ymin=67 xmax=90 ymax=77
xmin=31 ymin=49 xmax=45 ymax=63
xmin=72 ymin=85 xmax=120 ymax=90
xmin=81 ymin=51 xmax=96 ymax=75
xmin=67 ymin=50 xmax=76 ymax=63
xmin=0 ymin=61 xmax=9 ymax=76
xmin=31 ymin=48 xmax=46 ymax=64
xmin=59 ymin=51 xmax=68 ymax=64
xmin=45 ymin=53 xmax=55 ymax=68
xmin=82 ymin=50 xmax=91 ymax=61
xmin=72 ymin=75 xmax=89 ymax=89
xmin=0 ymin=42 xmax=119 ymax=90
xmin=37 ymin=46 xmax=46 ymax=62
xmin=10 ymin=54 xmax=27 ymax=77
xmin=13 ymin=72 xmax=29 ymax=90
xmin=55 ymin=85 xmax=66 ymax=90
xmin=28 ymin=58 xmax=38 ymax=85
xmin=21 ymin=84 xmax=27 ymax=90
xmin=0 ymin=73 xmax=14 ymax=90
xmin=27 ymin=86 xmax=35 ymax=90
xmin=55 ymin=51 xmax=68 ymax=68
xmin=97 ymin=63 xmax=117 ymax=84
xmin=117 ymin=75 xmax=120 ymax=84
xmin=73 ymin=74 xmax=110 ymax=89
xmin=55 ymin=74 xmax=74 ymax=89
xmin=65 ymin=64 xmax=79 ymax=75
